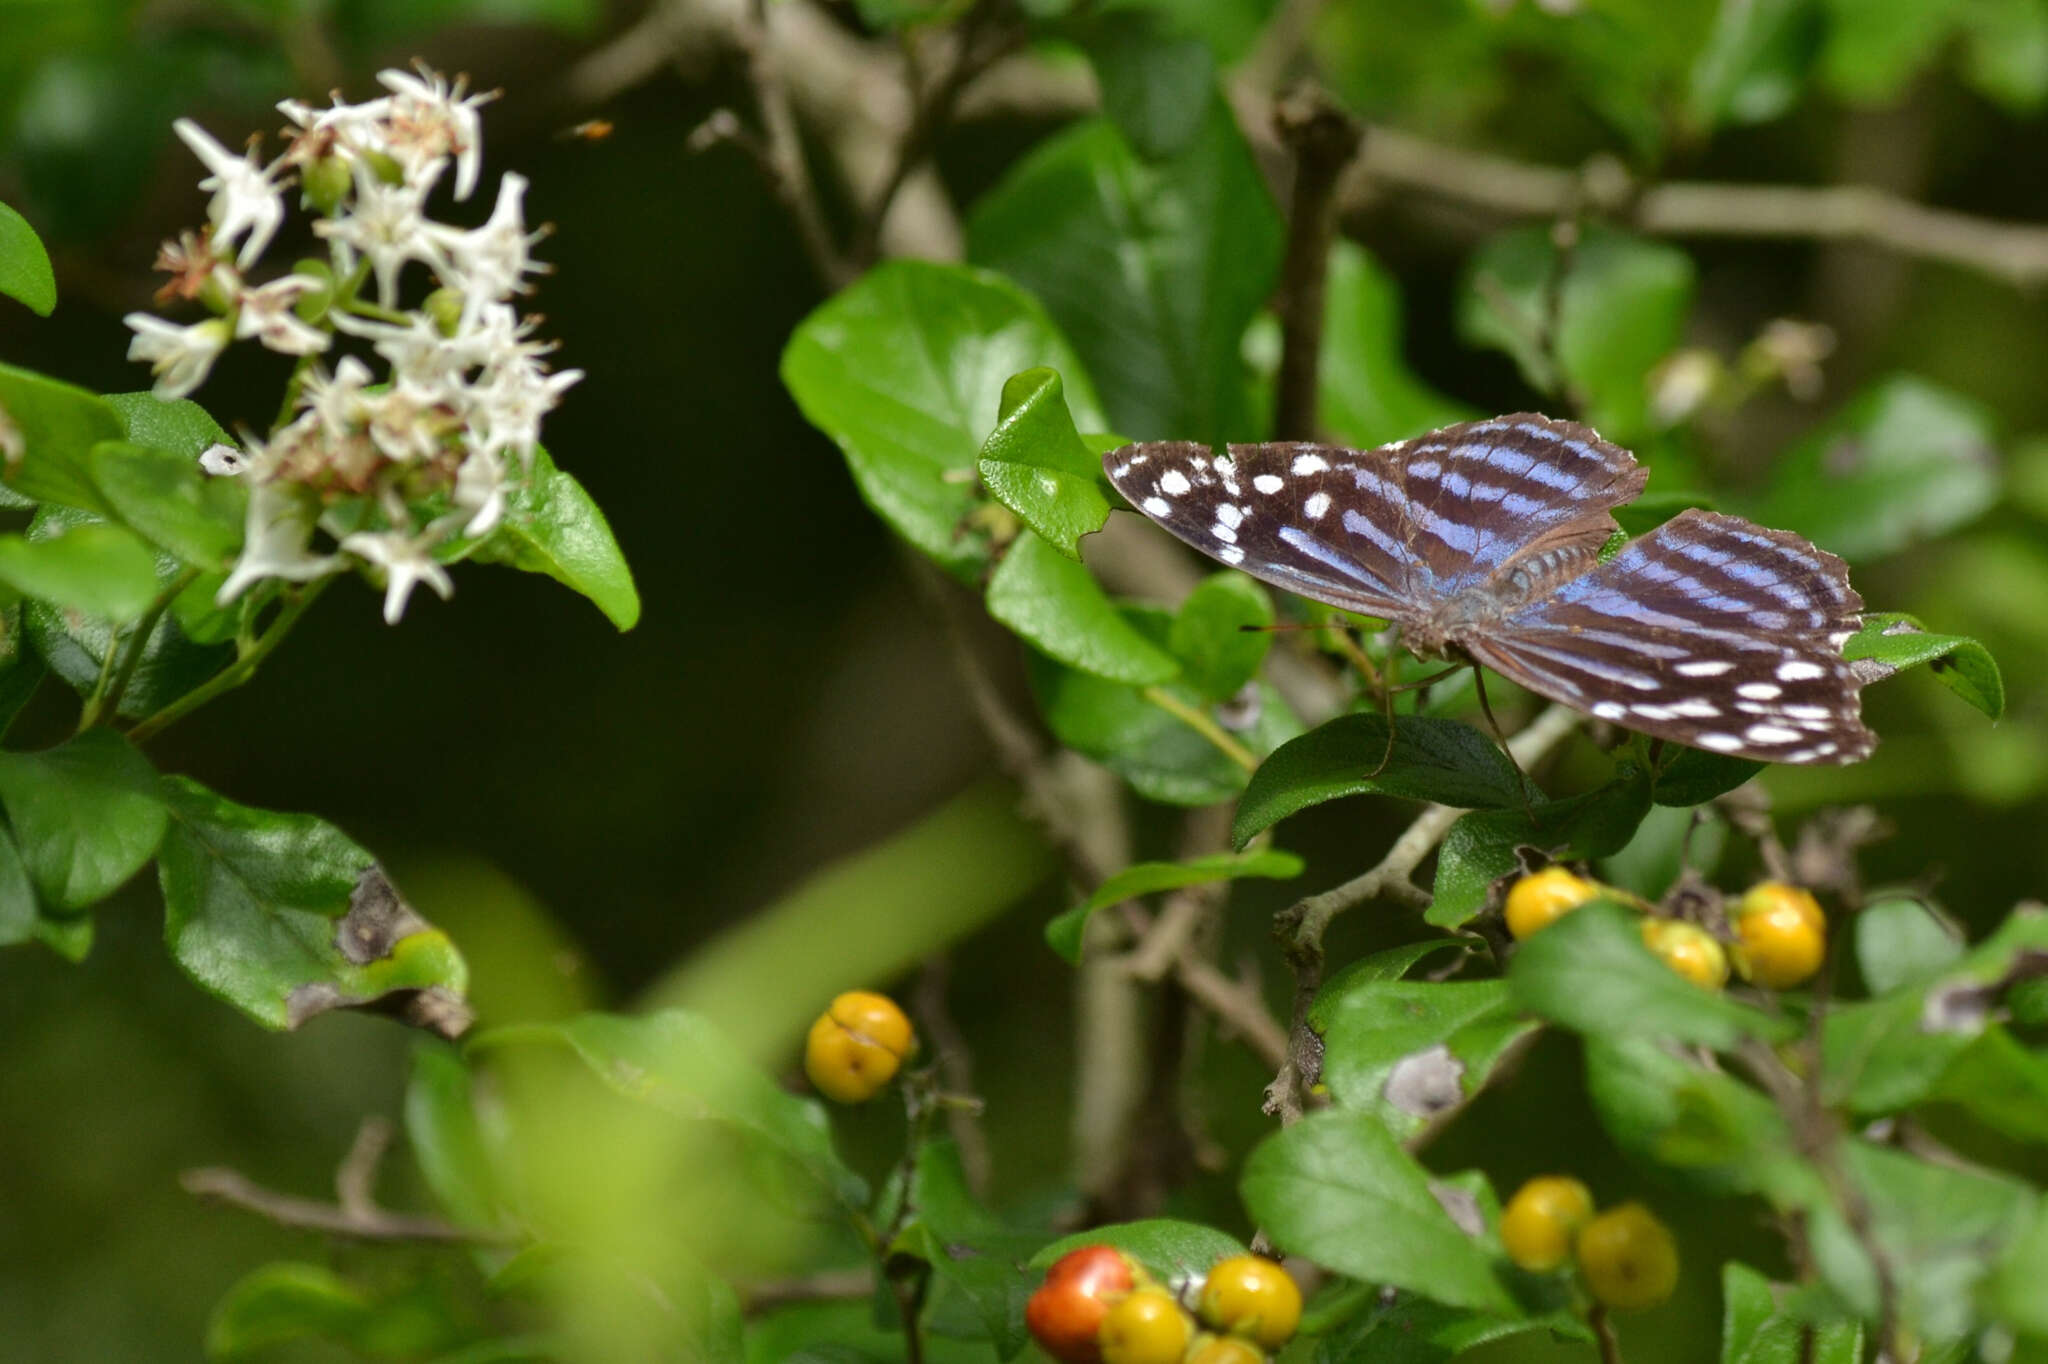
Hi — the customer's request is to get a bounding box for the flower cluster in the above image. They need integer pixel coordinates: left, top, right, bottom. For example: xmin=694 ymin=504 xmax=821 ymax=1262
xmin=124 ymin=65 xmax=581 ymax=623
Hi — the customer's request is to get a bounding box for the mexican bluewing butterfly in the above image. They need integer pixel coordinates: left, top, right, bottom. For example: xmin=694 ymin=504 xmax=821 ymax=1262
xmin=1103 ymin=413 xmax=1875 ymax=764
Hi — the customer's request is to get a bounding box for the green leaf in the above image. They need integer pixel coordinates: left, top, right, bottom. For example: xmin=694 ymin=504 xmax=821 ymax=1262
xmin=158 ymin=776 xmax=470 ymax=1033
xmin=987 ymin=533 xmax=1180 ymax=683
xmin=1602 ymin=804 xmax=1727 ymax=900
xmin=1029 ymin=1219 xmax=1247 ymax=1284
xmin=24 ymin=505 xmax=232 ymax=716
xmin=1927 ymin=1027 xmax=2048 ymax=1144
xmin=1426 ymin=766 xmax=1654 ymax=927
xmin=1720 ymin=1261 xmax=1864 ymax=1364
xmin=1313 ymin=1293 xmax=1589 ymax=1364
xmin=1045 ymin=848 xmax=1304 ymax=964
xmin=1168 ymin=572 xmax=1272 ymax=701
xmin=1584 ymin=1036 xmax=1810 ymax=1201
xmin=1318 ymin=242 xmax=1473 ymax=448
xmin=1235 ymin=714 xmax=1537 ymax=849
xmin=1313 ymin=976 xmax=1538 ymax=1142
xmin=1310 ymin=942 xmax=1473 ymax=1014
xmin=0 ymin=362 xmax=121 ymax=512
xmin=0 ymin=728 xmax=164 ymax=911
xmin=1843 ymin=611 xmax=2003 ymax=720
xmin=1241 ymin=1110 xmax=1518 ymax=1316
xmin=477 ymin=1009 xmax=866 ymax=1208
xmin=1651 ymin=745 xmax=1763 ymax=806
xmin=0 ymin=823 xmax=40 ymax=947
xmin=1687 ymin=0 xmax=1820 ymax=132
xmin=1855 ymin=895 xmax=1963 ymax=994
xmin=206 ymin=1262 xmax=374 ymax=1360
xmin=0 ymin=519 xmax=161 ymax=622
xmin=1752 ymin=376 xmax=1998 ymax=563
xmin=891 ymin=1140 xmax=1034 ymax=1358
xmin=1076 ymin=9 xmax=1218 ymax=160
xmin=967 ymin=101 xmax=1282 ymax=443
xmin=404 ymin=1042 xmax=504 ymax=1229
xmin=1511 ymin=901 xmax=1797 ymax=1048
xmin=1032 ymin=647 xmax=1302 ymax=805
xmin=89 ymin=440 xmax=244 ymax=569
xmin=1456 ymin=227 xmax=1695 ymax=441
xmin=472 ymin=445 xmax=638 ymax=630
xmin=0 ymin=201 xmax=56 ymax=315
xmin=975 ymin=368 xmax=1112 ymax=559
xmin=782 ymin=260 xmax=1103 ymax=578
xmin=104 ymin=390 xmax=229 ymax=456
xmin=1819 ymin=0 xmax=1958 ymax=103
xmin=1987 ymin=1198 xmax=2048 ymax=1338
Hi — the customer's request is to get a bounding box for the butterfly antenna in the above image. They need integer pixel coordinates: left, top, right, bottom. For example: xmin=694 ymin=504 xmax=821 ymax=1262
xmin=1363 ymin=627 xmax=1406 ymax=779
xmin=1471 ymin=665 xmax=1536 ymax=816
xmin=1366 ymin=661 xmax=1399 ymax=779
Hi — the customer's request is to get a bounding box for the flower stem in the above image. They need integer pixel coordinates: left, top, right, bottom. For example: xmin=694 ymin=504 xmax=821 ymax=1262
xmin=127 ymin=576 xmax=333 ymax=743
xmin=80 ymin=567 xmax=204 ymax=732
xmin=1140 ymin=686 xmax=1259 ymax=772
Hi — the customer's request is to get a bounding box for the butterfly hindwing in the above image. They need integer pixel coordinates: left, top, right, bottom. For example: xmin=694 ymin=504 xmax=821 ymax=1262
xmin=1470 ymin=510 xmax=1875 ymax=764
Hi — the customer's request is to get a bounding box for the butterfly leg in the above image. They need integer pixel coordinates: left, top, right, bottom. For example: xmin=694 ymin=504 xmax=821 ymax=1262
xmin=1471 ymin=665 xmax=1537 ymax=815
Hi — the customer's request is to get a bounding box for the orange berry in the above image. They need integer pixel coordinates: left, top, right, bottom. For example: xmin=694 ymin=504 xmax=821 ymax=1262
xmin=1098 ymin=1287 xmax=1192 ymax=1364
xmin=803 ymin=990 xmax=916 ymax=1104
xmin=1576 ymin=1203 xmax=1679 ymax=1310
xmin=1505 ymin=867 xmax=1600 ymax=940
xmin=1500 ymin=1175 xmax=1595 ymax=1273
xmin=1732 ymin=883 xmax=1827 ymax=989
xmin=1641 ymin=918 xmax=1729 ymax=990
xmin=1197 ymin=1255 xmax=1301 ymax=1351
xmin=1026 ymin=1246 xmax=1137 ymax=1364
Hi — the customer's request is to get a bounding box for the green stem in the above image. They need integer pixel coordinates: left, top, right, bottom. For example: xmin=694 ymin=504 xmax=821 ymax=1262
xmin=1140 ymin=686 xmax=1258 ymax=772
xmin=79 ymin=620 xmax=125 ymax=731
xmin=272 ymin=353 xmax=321 ymax=431
xmin=127 ymin=577 xmax=333 ymax=743
xmin=82 ymin=566 xmax=202 ymax=732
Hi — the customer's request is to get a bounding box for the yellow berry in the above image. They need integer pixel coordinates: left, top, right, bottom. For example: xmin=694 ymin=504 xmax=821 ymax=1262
xmin=1500 ymin=1175 xmax=1596 ymax=1273
xmin=1098 ymin=1287 xmax=1191 ymax=1364
xmin=1198 ymin=1255 xmax=1302 ymax=1351
xmin=1576 ymin=1203 xmax=1679 ymax=1310
xmin=1641 ymin=918 xmax=1729 ymax=990
xmin=1184 ymin=1336 xmax=1266 ymax=1364
xmin=1505 ymin=867 xmax=1601 ymax=940
xmin=1732 ymin=883 xmax=1827 ymax=989
xmin=803 ymin=990 xmax=916 ymax=1104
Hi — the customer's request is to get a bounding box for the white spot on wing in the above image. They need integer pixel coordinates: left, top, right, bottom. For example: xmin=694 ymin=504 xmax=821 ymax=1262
xmin=1677 ymin=660 xmax=1734 ymax=678
xmin=1142 ymin=497 xmax=1171 ymax=518
xmin=1592 ymin=701 xmax=1626 ymax=721
xmin=1778 ymin=661 xmax=1826 ymax=682
xmin=1746 ymin=724 xmax=1802 ymax=745
xmin=1253 ymin=474 xmax=1285 ymax=495
xmin=1159 ymin=469 xmax=1191 ymax=496
xmin=1698 ymin=733 xmax=1746 ymax=752
xmin=1216 ymin=504 xmax=1244 ymax=530
xmin=1292 ymin=453 xmax=1330 ymax=476
xmin=1218 ymin=544 xmax=1245 ymax=565
xmin=1737 ymin=682 xmax=1781 ymax=700
xmin=1212 ymin=524 xmax=1238 ymax=544
xmin=1303 ymin=491 xmax=1331 ymax=520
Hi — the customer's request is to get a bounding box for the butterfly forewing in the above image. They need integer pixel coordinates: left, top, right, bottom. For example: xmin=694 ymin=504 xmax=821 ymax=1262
xmin=1470 ymin=510 xmax=1875 ymax=764
xmin=1101 ymin=414 xmax=1648 ymax=622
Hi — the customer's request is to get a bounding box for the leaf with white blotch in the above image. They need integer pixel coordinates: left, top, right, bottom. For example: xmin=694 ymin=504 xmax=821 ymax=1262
xmin=975 ymin=368 xmax=1113 ymax=559
xmin=157 ymin=777 xmax=470 ymax=1035
xmin=1843 ymin=611 xmax=2003 ymax=720
xmin=1313 ymin=975 xmax=1537 ymax=1141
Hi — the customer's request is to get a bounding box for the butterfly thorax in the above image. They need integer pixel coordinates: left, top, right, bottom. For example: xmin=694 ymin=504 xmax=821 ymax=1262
xmin=1408 ymin=537 xmax=1609 ymax=660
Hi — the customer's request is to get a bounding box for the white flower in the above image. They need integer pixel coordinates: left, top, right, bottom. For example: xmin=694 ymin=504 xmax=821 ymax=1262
xmin=472 ymin=354 xmax=581 ymax=464
xmin=297 ymin=356 xmax=378 ymax=438
xmin=174 ymin=119 xmax=287 ymax=269
xmin=452 ymin=449 xmax=507 ymax=537
xmin=278 ymin=93 xmax=394 ymax=160
xmin=198 ymin=442 xmax=247 ymax=476
xmin=218 ymin=478 xmax=341 ymax=604
xmin=333 ymin=310 xmax=478 ymax=404
xmin=314 ymin=170 xmax=444 ymax=305
xmin=377 ymin=65 xmax=496 ymax=200
xmin=429 ymin=172 xmax=548 ymax=327
xmin=232 ymin=274 xmax=329 ymax=355
xmin=124 ymin=313 xmax=231 ymax=399
xmin=341 ymin=525 xmax=455 ymax=624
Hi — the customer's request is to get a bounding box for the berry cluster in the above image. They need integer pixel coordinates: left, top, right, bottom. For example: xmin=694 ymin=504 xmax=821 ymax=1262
xmin=1501 ymin=1177 xmax=1680 ymax=1311
xmin=1504 ymin=867 xmax=1829 ymax=992
xmin=1026 ymin=1247 xmax=1302 ymax=1364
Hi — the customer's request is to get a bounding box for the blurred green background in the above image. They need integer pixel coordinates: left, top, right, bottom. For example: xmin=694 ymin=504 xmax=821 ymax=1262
xmin=2 ymin=1 xmax=2046 ymax=1359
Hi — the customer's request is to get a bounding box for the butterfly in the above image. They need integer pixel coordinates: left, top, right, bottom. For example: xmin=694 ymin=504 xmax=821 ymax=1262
xmin=1102 ymin=413 xmax=1875 ymax=765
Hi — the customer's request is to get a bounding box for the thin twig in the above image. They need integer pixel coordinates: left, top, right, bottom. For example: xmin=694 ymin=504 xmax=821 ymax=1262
xmin=738 ymin=1267 xmax=876 ymax=1315
xmin=1270 ymin=86 xmax=1362 ymax=441
xmin=911 ymin=954 xmax=993 ymax=1197
xmin=1590 ymin=1305 xmax=1625 ymax=1364
xmin=334 ymin=1115 xmax=392 ymax=1219
xmin=738 ymin=0 xmax=853 ymax=286
xmin=182 ymin=1166 xmax=512 ymax=1244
